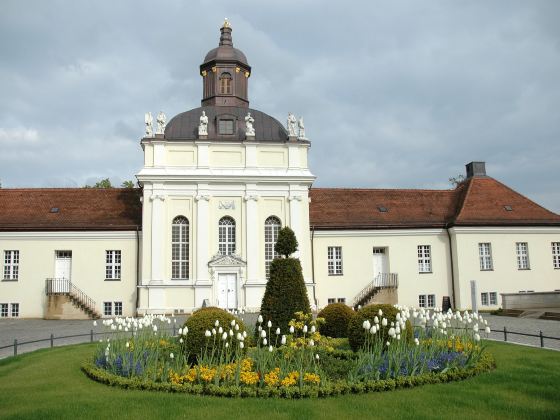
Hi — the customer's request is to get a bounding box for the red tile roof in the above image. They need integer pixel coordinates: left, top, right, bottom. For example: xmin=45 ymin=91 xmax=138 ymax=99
xmin=310 ymin=177 xmax=560 ymax=229
xmin=0 ymin=188 xmax=142 ymax=231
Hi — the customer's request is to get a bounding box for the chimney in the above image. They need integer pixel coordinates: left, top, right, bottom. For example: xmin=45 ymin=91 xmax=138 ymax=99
xmin=466 ymin=161 xmax=486 ymax=178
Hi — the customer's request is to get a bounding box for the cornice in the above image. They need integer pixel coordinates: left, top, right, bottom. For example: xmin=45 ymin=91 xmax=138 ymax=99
xmin=312 ymin=228 xmax=446 ymax=237
xmin=0 ymin=231 xmax=140 ymax=240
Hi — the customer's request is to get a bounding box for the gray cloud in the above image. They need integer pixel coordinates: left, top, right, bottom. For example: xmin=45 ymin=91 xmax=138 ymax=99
xmin=0 ymin=0 xmax=559 ymax=212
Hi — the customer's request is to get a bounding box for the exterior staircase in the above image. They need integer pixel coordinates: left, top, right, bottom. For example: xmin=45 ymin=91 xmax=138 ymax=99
xmin=352 ymin=273 xmax=399 ymax=309
xmin=45 ymin=278 xmax=101 ymax=319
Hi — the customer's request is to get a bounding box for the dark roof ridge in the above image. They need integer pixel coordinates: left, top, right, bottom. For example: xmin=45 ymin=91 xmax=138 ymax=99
xmin=0 ymin=187 xmax=140 ymax=192
xmin=310 ymin=187 xmax=456 ymax=193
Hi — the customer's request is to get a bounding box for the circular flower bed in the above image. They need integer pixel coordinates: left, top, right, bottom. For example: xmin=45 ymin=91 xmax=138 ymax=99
xmin=83 ymin=307 xmax=496 ymax=398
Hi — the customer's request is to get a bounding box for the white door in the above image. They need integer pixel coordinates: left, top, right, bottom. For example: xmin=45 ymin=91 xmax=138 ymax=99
xmin=217 ymin=273 xmax=237 ymax=309
xmin=55 ymin=251 xmax=72 ymax=293
xmin=372 ymin=248 xmax=387 ymax=284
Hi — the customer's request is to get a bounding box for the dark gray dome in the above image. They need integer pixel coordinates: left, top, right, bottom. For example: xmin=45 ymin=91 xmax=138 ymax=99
xmin=164 ymin=106 xmax=289 ymax=142
xmin=203 ymin=46 xmax=248 ymax=66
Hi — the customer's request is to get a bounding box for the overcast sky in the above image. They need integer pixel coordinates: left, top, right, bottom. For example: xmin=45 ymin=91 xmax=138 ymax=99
xmin=1 ymin=0 xmax=559 ymax=212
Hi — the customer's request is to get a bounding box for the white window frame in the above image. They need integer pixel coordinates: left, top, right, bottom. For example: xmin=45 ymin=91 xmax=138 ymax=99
xmin=327 ymin=298 xmax=336 ymax=304
xmin=489 ymin=292 xmax=498 ymax=306
xmin=218 ymin=217 xmax=236 ymax=256
xmin=264 ymin=216 xmax=281 ymax=279
xmin=552 ymin=242 xmax=560 ymax=269
xmin=105 ymin=250 xmax=121 ymax=280
xmin=0 ymin=303 xmax=8 ymax=317
xmin=481 ymin=292 xmax=489 ymax=306
xmin=3 ymin=250 xmax=19 ymax=280
xmin=418 ymin=295 xmax=426 ymax=308
xmin=427 ymin=294 xmax=436 ymax=308
xmin=516 ymin=242 xmax=530 ymax=270
xmin=171 ymin=216 xmax=189 ymax=280
xmin=417 ymin=245 xmax=432 ymax=273
xmin=327 ymin=246 xmax=343 ymax=275
xmin=479 ymin=243 xmax=493 ymax=271
xmin=10 ymin=303 xmax=19 ymax=317
xmin=337 ymin=298 xmax=346 ymax=304
xmin=114 ymin=301 xmax=123 ymax=316
xmin=103 ymin=302 xmax=112 ymax=317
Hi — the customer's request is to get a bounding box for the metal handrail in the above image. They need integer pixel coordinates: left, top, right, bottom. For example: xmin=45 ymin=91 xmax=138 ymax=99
xmin=353 ymin=273 xmax=399 ymax=307
xmin=45 ymin=278 xmax=98 ymax=317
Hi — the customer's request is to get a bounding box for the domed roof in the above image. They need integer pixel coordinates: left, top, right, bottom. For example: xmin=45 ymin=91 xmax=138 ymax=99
xmin=164 ymin=106 xmax=289 ymax=142
xmin=202 ymin=20 xmax=249 ymax=67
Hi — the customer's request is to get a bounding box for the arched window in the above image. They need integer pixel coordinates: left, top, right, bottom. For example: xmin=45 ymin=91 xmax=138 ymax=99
xmin=171 ymin=216 xmax=189 ymax=279
xmin=219 ymin=72 xmax=232 ymax=94
xmin=264 ymin=216 xmax=282 ymax=279
xmin=218 ymin=216 xmax=236 ymax=255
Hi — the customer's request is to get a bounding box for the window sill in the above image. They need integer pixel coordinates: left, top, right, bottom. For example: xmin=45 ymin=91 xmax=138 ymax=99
xmin=328 ymin=274 xmax=344 ymax=277
xmin=104 ymin=279 xmax=122 ymax=282
xmin=517 ymin=268 xmax=531 ymax=271
xmin=1 ymin=279 xmax=18 ymax=282
xmin=418 ymin=271 xmax=433 ymax=274
xmin=480 ymin=269 xmax=494 ymax=272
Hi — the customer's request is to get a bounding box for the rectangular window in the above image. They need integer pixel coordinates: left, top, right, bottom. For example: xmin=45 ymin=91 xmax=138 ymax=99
xmin=337 ymin=298 xmax=346 ymax=304
xmin=3 ymin=250 xmax=19 ymax=280
xmin=418 ymin=295 xmax=426 ymax=308
xmin=481 ymin=292 xmax=489 ymax=306
xmin=114 ymin=301 xmax=123 ymax=316
xmin=0 ymin=303 xmax=8 ymax=317
xmin=489 ymin=292 xmax=498 ymax=305
xmin=327 ymin=246 xmax=343 ymax=275
xmin=10 ymin=303 xmax=19 ymax=317
xmin=327 ymin=298 xmax=336 ymax=304
xmin=427 ymin=294 xmax=436 ymax=308
xmin=103 ymin=302 xmax=112 ymax=316
xmin=479 ymin=243 xmax=493 ymax=270
xmin=105 ymin=250 xmax=121 ymax=280
xmin=417 ymin=245 xmax=432 ymax=273
xmin=552 ymin=242 xmax=560 ymax=269
xmin=516 ymin=242 xmax=530 ymax=270
xmin=218 ymin=119 xmax=234 ymax=135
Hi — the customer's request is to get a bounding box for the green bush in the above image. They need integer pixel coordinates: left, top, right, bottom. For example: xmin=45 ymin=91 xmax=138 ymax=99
xmin=183 ymin=307 xmax=245 ymax=362
xmin=259 ymin=257 xmax=311 ymax=334
xmin=318 ymin=303 xmax=355 ymax=338
xmin=274 ymin=226 xmax=298 ymax=257
xmin=347 ymin=304 xmax=413 ymax=352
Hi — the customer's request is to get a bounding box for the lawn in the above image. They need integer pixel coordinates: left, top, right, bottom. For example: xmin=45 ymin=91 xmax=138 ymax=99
xmin=0 ymin=341 xmax=558 ymax=420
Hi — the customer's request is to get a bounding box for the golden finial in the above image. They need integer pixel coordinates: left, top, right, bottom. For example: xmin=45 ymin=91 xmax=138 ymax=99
xmin=222 ymin=18 xmax=231 ymax=29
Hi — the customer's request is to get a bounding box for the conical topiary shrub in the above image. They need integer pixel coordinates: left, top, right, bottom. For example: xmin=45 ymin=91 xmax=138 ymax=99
xmin=259 ymin=227 xmax=310 ymax=334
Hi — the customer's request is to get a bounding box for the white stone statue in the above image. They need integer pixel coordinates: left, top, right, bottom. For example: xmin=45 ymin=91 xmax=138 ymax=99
xmin=144 ymin=112 xmax=153 ymax=137
xmin=287 ymin=112 xmax=297 ymax=137
xmin=199 ymin=111 xmax=209 ymax=136
xmin=156 ymin=111 xmax=166 ymax=135
xmin=297 ymin=116 xmax=307 ymax=140
xmin=245 ymin=112 xmax=255 ymax=137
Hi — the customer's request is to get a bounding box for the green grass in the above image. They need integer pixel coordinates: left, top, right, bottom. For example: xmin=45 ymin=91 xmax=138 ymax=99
xmin=0 ymin=342 xmax=559 ymax=419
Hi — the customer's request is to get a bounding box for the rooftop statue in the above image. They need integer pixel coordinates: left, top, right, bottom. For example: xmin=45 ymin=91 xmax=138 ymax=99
xmin=287 ymin=113 xmax=297 ymax=137
xmin=144 ymin=112 xmax=153 ymax=137
xmin=156 ymin=111 xmax=166 ymax=135
xmin=199 ymin=111 xmax=209 ymax=136
xmin=245 ymin=112 xmax=255 ymax=137
xmin=297 ymin=116 xmax=307 ymax=140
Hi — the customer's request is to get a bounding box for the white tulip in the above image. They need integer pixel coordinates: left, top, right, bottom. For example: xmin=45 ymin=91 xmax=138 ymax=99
xmin=289 ymin=326 xmax=295 ymax=334
xmin=263 ymin=338 xmax=267 ymax=345
xmin=239 ymin=342 xmax=245 ymax=349
xmin=395 ymin=325 xmax=401 ymax=334
xmin=261 ymin=330 xmax=267 ymax=338
xmin=179 ymin=338 xmax=184 ymax=344
xmin=170 ymin=352 xmax=174 ymax=359
xmin=269 ymin=345 xmax=273 ymax=352
xmin=474 ymin=333 xmax=480 ymax=342
xmin=303 ymin=325 xmax=308 ymax=333
xmin=370 ymin=325 xmax=377 ymax=334
xmin=386 ymin=341 xmax=390 ymax=346
xmin=433 ymin=319 xmax=439 ymax=328
xmin=225 ymin=342 xmax=229 ymax=348
xmin=126 ymin=342 xmax=130 ymax=348
xmin=485 ymin=326 xmax=491 ymax=334
xmin=374 ymin=316 xmax=379 ymax=324
xmin=222 ymin=332 xmax=228 ymax=340
xmin=184 ymin=326 xmax=188 ymax=335
xmin=212 ymin=328 xmax=216 ymax=335
xmin=218 ymin=327 xmax=223 ymax=334
xmin=396 ymin=313 xmax=401 ymax=321
xmin=267 ymin=320 xmax=272 ymax=328
xmin=276 ymin=327 xmax=281 ymax=335
xmin=315 ymin=354 xmax=320 ymax=360
xmin=397 ymin=334 xmax=401 ymax=340
xmin=258 ymin=315 xmax=263 ymax=323
xmin=235 ymin=324 xmax=239 ymax=331
xmin=243 ymin=331 xmax=247 ymax=338
xmin=441 ymin=322 xmax=447 ymax=329
xmin=414 ymin=338 xmax=419 ymax=346
xmin=311 ymin=325 xmax=316 ymax=333
xmin=281 ymin=335 xmax=287 ymax=345
xmin=178 ymin=328 xmax=183 ymax=335
xmin=215 ymin=320 xmax=220 ymax=327
xmin=153 ymin=325 xmax=157 ymax=332
xmin=231 ymin=319 xmax=236 ymax=327
xmin=309 ymin=339 xmax=315 ymax=347
xmin=378 ymin=309 xmax=383 ymax=316
xmin=473 ymin=324 xmax=479 ymax=332
xmin=388 ymin=327 xmax=396 ymax=337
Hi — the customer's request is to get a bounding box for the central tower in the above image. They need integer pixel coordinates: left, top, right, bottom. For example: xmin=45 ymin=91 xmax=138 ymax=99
xmin=200 ymin=20 xmax=251 ymax=108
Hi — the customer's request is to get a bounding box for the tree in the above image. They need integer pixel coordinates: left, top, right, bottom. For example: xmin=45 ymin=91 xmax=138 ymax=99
xmin=84 ymin=178 xmax=113 ymax=188
xmin=274 ymin=226 xmax=298 ymax=258
xmin=121 ymin=180 xmax=135 ymax=188
xmin=449 ymin=174 xmax=465 ymax=187
xmin=259 ymin=226 xmax=310 ymax=335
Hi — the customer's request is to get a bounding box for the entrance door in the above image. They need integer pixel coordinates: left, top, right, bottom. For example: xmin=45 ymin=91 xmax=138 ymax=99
xmin=217 ymin=273 xmax=237 ymax=309
xmin=55 ymin=251 xmax=72 ymax=293
xmin=372 ymin=248 xmax=387 ymax=285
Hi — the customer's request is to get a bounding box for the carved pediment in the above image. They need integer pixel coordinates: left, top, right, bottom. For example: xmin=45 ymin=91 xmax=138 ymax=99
xmin=208 ymin=253 xmax=246 ymax=267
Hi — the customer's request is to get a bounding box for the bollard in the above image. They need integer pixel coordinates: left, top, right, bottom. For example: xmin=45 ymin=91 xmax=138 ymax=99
xmin=504 ymin=326 xmax=507 ymax=342
xmin=90 ymin=329 xmax=94 ymax=343
xmin=50 ymin=334 xmax=54 ymax=348
xmin=14 ymin=339 xmax=17 ymax=356
xmin=540 ymin=331 xmax=544 ymax=348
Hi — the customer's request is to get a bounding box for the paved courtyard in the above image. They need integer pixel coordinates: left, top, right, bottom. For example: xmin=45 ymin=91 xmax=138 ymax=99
xmin=1 ymin=313 xmax=558 ymax=359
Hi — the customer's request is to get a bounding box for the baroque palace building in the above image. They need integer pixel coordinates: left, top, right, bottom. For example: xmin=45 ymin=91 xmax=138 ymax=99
xmin=1 ymin=22 xmax=560 ymax=319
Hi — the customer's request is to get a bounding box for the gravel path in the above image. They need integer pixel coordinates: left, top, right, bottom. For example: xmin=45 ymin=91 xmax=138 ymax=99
xmin=1 ymin=312 xmax=558 ymax=359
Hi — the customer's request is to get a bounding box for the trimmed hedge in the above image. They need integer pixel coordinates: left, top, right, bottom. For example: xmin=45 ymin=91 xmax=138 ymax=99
xmin=82 ymin=352 xmax=496 ymax=399
xmin=348 ymin=304 xmax=413 ymax=352
xmin=183 ymin=307 xmax=245 ymax=362
xmin=259 ymin=257 xmax=311 ymax=334
xmin=318 ymin=303 xmax=355 ymax=338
